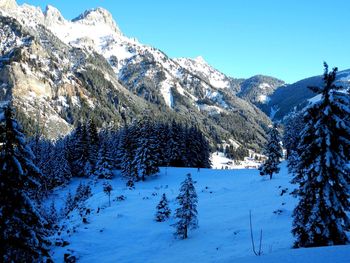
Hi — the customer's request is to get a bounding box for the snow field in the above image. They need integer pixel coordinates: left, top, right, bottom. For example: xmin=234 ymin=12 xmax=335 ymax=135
xmin=50 ymin=163 xmax=350 ymax=262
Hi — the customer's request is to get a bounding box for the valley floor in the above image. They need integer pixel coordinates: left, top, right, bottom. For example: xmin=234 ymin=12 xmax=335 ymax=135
xmin=50 ymin=163 xmax=350 ymax=262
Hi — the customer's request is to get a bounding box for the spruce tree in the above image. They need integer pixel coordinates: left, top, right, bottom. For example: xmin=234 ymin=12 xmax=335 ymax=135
xmin=46 ymin=200 xmax=58 ymax=226
xmin=93 ymin=141 xmax=114 ymax=179
xmin=259 ymin=123 xmax=283 ymax=180
xmin=74 ymin=182 xmax=92 ymax=204
xmin=87 ymin=118 xmax=99 ymax=167
xmin=63 ymin=191 xmax=75 ymax=216
xmin=292 ymin=63 xmax=350 ymax=248
xmin=283 ymin=112 xmax=304 ymax=174
xmin=70 ymin=122 xmax=90 ymax=177
xmin=155 ymin=193 xmax=171 ymax=222
xmin=155 ymin=122 xmax=171 ymax=166
xmin=195 ymin=127 xmax=211 ymax=168
xmin=184 ymin=126 xmax=211 ymax=168
xmin=0 ymin=106 xmax=50 ymax=261
xmin=50 ymin=139 xmax=72 ymax=187
xmin=167 ymin=121 xmax=186 ymax=167
xmin=173 ymin=173 xmax=198 ymax=239
xmin=135 ymin=120 xmax=160 ymax=181
xmin=120 ymin=125 xmax=138 ymax=180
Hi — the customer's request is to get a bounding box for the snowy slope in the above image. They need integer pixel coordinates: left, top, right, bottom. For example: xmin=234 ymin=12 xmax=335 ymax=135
xmin=175 ymin=56 xmax=231 ymax=90
xmin=48 ymin=163 xmax=350 ymax=262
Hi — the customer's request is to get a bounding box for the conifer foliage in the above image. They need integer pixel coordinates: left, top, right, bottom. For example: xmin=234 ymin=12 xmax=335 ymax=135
xmin=93 ymin=141 xmax=114 ymax=179
xmin=173 ymin=173 xmax=198 ymax=239
xmin=291 ymin=63 xmax=350 ymax=248
xmin=259 ymin=123 xmax=283 ymax=180
xmin=118 ymin=120 xmax=211 ymax=181
xmin=155 ymin=193 xmax=171 ymax=222
xmin=0 ymin=106 xmax=50 ymax=261
xmin=283 ymin=112 xmax=304 ymax=174
xmin=135 ymin=120 xmax=160 ymax=181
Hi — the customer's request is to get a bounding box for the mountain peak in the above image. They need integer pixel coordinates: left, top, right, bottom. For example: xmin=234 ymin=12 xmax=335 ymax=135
xmin=0 ymin=0 xmax=17 ymax=10
xmin=44 ymin=5 xmax=65 ymax=25
xmin=72 ymin=7 xmax=121 ymax=35
xmin=194 ymin=56 xmax=207 ymax=64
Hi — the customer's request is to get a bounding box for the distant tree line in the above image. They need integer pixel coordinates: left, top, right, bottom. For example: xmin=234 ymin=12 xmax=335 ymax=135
xmin=26 ymin=118 xmax=211 ymax=191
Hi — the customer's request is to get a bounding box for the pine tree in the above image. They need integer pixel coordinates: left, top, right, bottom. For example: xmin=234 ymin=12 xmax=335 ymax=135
xmin=69 ymin=122 xmax=90 ymax=177
xmin=167 ymin=121 xmax=186 ymax=167
xmin=283 ymin=112 xmax=304 ymax=174
xmin=135 ymin=120 xmax=160 ymax=181
xmin=184 ymin=126 xmax=211 ymax=168
xmin=0 ymin=106 xmax=50 ymax=261
xmin=173 ymin=173 xmax=198 ymax=239
xmin=195 ymin=127 xmax=211 ymax=168
xmin=292 ymin=63 xmax=350 ymax=248
xmin=87 ymin=118 xmax=99 ymax=167
xmin=259 ymin=124 xmax=283 ymax=180
xmin=155 ymin=122 xmax=171 ymax=166
xmin=93 ymin=141 xmax=114 ymax=179
xmin=28 ymin=138 xmax=54 ymax=193
xmin=46 ymin=200 xmax=58 ymax=226
xmin=120 ymin=125 xmax=138 ymax=180
xmin=185 ymin=126 xmax=201 ymax=167
xmin=74 ymin=182 xmax=92 ymax=204
xmin=49 ymin=139 xmax=72 ymax=187
xmin=63 ymin=191 xmax=75 ymax=216
xmin=155 ymin=193 xmax=171 ymax=222
xmin=102 ymin=129 xmax=120 ymax=169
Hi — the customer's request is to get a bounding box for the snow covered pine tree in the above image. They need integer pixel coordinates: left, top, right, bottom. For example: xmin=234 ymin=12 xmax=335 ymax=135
xmin=155 ymin=193 xmax=171 ymax=222
xmin=135 ymin=120 xmax=160 ymax=181
xmin=0 ymin=106 xmax=51 ymax=261
xmin=259 ymin=123 xmax=283 ymax=180
xmin=93 ymin=141 xmax=114 ymax=179
xmin=173 ymin=173 xmax=198 ymax=239
xmin=292 ymin=63 xmax=350 ymax=247
xmin=283 ymin=112 xmax=304 ymax=174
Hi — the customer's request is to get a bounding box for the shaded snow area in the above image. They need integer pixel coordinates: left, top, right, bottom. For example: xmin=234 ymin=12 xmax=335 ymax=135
xmin=308 ymin=94 xmax=322 ymax=105
xmin=48 ymin=163 xmax=350 ymax=262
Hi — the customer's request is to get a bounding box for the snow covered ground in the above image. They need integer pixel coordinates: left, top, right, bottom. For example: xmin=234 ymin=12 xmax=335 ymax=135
xmin=211 ymin=152 xmax=262 ymax=169
xmin=49 ymin=163 xmax=350 ymax=262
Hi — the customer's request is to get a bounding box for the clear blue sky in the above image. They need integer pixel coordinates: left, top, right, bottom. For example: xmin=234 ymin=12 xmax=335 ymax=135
xmin=17 ymin=0 xmax=350 ymax=83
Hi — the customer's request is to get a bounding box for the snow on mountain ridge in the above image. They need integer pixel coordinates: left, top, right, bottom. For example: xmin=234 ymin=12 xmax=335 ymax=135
xmin=71 ymin=7 xmax=122 ymax=36
xmin=44 ymin=5 xmax=65 ymax=26
xmin=0 ymin=1 xmax=273 ymax=150
xmin=175 ymin=57 xmax=231 ymax=90
xmin=0 ymin=1 xmax=236 ymax=110
xmin=0 ymin=0 xmax=17 ymax=10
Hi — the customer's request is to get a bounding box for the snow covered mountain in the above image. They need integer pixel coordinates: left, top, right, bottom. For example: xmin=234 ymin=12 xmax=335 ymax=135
xmin=175 ymin=56 xmax=234 ymax=90
xmin=266 ymin=69 xmax=350 ymax=120
xmin=236 ymin=75 xmax=285 ymax=105
xmin=0 ymin=0 xmax=279 ymax=150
